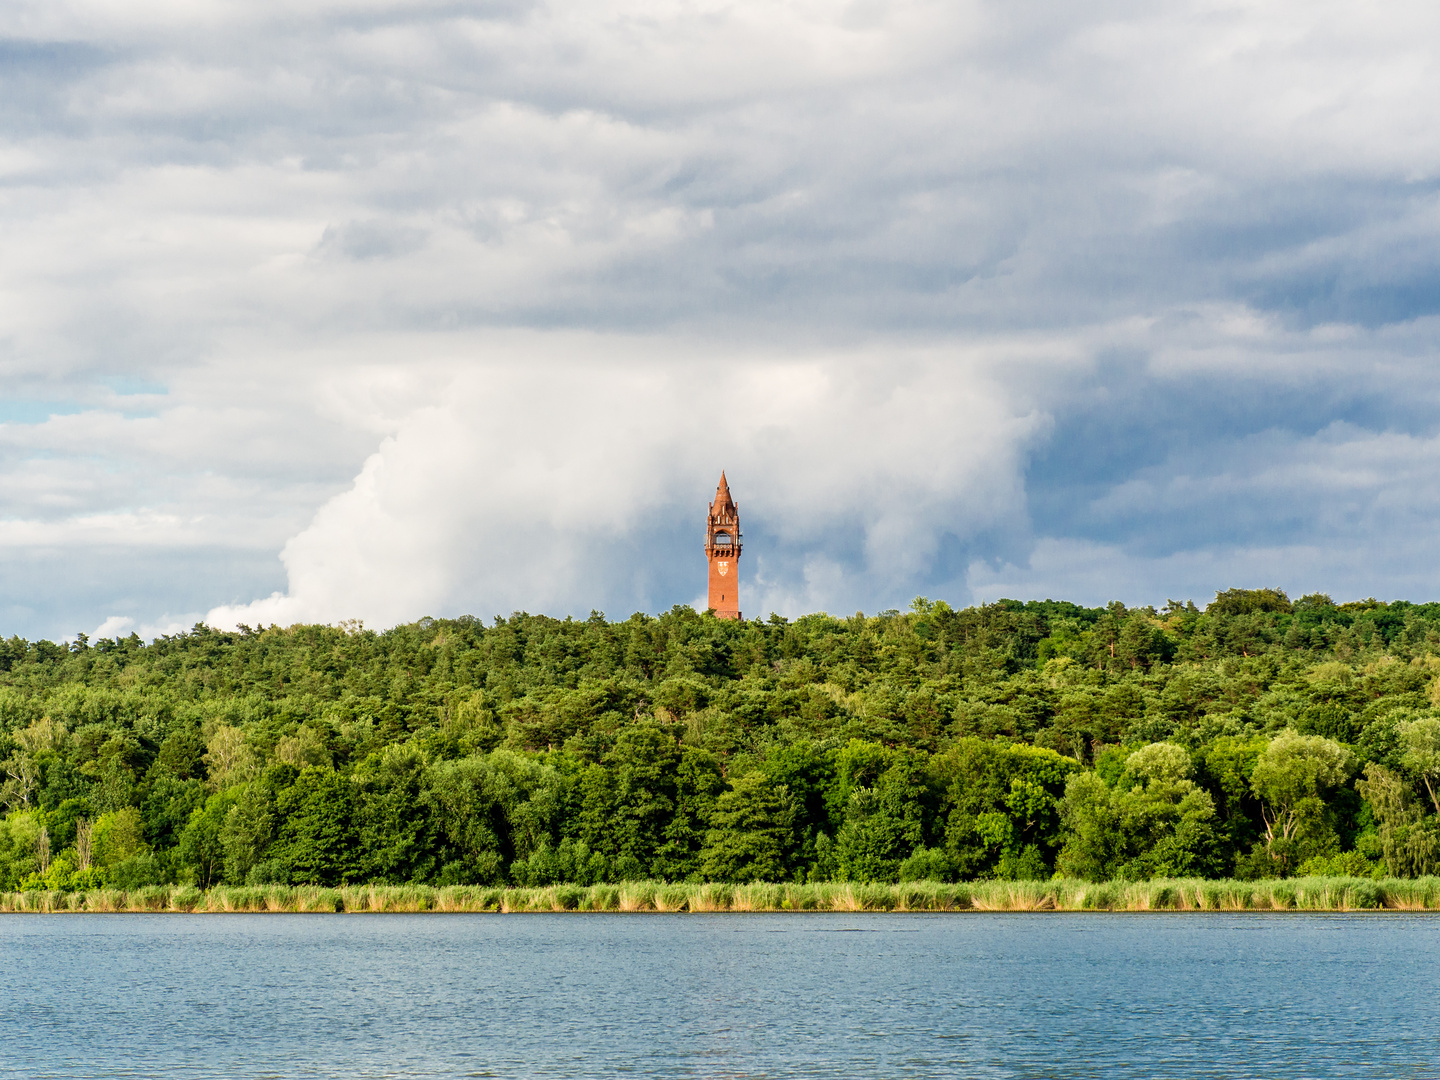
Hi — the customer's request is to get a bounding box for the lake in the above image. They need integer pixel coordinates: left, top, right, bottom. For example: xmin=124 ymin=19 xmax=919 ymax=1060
xmin=1 ymin=912 xmax=1435 ymax=1078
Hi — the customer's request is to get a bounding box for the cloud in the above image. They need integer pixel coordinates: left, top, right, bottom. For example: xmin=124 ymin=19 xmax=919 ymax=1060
xmin=0 ymin=0 xmax=1439 ymax=637
xmin=90 ymin=615 xmax=135 ymax=639
xmin=207 ymin=335 xmax=1051 ymax=628
xmin=967 ymin=527 xmax=1440 ymax=612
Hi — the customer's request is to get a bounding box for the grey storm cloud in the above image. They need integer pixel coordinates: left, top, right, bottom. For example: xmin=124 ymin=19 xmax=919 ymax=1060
xmin=0 ymin=0 xmax=1439 ymax=639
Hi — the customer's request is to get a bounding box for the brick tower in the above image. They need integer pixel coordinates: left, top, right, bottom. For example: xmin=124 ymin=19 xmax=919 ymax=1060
xmin=706 ymin=472 xmax=742 ymax=619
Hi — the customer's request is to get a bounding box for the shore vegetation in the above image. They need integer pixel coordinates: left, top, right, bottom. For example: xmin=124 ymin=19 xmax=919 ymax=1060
xmin=4 ymin=876 xmax=1437 ymax=913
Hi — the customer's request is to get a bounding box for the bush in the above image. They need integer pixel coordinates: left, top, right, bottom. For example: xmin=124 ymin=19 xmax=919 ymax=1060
xmin=245 ymin=859 xmax=290 ymax=885
xmin=898 ymin=846 xmax=954 ymax=882
xmin=110 ymin=853 xmax=167 ymax=889
xmin=1297 ymin=851 xmax=1383 ymax=879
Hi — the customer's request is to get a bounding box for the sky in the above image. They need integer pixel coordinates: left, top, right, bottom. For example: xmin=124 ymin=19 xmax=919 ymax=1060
xmin=2 ymin=0 xmax=1440 ymax=641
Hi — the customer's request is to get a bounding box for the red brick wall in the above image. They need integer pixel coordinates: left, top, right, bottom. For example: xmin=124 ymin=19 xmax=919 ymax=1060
xmin=708 ymin=550 xmax=740 ymax=619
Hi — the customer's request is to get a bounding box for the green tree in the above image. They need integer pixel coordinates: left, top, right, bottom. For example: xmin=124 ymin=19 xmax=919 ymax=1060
xmin=1249 ymin=729 xmax=1353 ymax=873
xmin=760 ymin=740 xmax=835 ymax=866
xmin=273 ymin=767 xmax=359 ymax=885
xmin=219 ymin=775 xmax=281 ymax=885
xmin=1356 ymin=763 xmax=1438 ymax=877
xmin=92 ymin=806 xmax=146 ymax=868
xmin=422 ymin=750 xmax=561 ymax=883
xmin=203 ymin=725 xmax=257 ymax=791
xmin=833 ymin=752 xmax=929 ymax=882
xmin=421 ymin=756 xmax=507 ymax=884
xmin=0 ymin=811 xmax=43 ymax=888
xmin=154 ymin=726 xmax=207 ymax=780
xmin=699 ymin=771 xmax=798 ymax=882
xmin=1116 ymin=612 xmax=1173 ymax=670
xmin=353 ymin=744 xmax=439 ymax=883
xmin=1208 ymin=588 xmax=1293 ymax=616
xmin=177 ymin=789 xmax=241 ymax=887
xmin=1398 ymin=717 xmax=1440 ymax=815
xmin=932 ymin=740 xmax=1076 ymax=880
xmin=1058 ymin=743 xmax=1222 ymax=880
xmin=575 ymin=726 xmax=680 ymax=876
xmin=653 ymin=747 xmax=725 ymax=880
xmin=141 ymin=774 xmax=206 ymax=850
xmin=1203 ymin=736 xmax=1267 ymax=859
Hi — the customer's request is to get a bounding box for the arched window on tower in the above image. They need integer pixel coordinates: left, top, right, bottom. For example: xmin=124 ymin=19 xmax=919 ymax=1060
xmin=714 ymin=532 xmax=732 ymax=547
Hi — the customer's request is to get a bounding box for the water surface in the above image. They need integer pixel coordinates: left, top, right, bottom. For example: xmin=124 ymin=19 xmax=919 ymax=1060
xmin=2 ymin=912 xmax=1435 ymax=1078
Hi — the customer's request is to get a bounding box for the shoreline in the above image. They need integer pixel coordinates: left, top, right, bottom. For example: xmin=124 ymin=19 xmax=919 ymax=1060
xmin=3 ymin=877 xmax=1438 ymax=913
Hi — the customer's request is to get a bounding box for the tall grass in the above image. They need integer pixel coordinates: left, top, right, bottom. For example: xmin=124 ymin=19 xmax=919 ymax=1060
xmin=2 ymin=877 xmax=1436 ymax=913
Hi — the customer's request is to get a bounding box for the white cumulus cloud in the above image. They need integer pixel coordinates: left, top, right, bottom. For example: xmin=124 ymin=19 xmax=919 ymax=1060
xmin=208 ymin=335 xmax=1052 ymax=627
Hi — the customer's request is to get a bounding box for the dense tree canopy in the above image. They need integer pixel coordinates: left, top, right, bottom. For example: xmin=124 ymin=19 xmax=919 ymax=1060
xmin=3 ymin=589 xmax=1440 ymax=889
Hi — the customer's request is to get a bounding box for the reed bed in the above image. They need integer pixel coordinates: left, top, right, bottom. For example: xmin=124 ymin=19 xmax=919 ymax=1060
xmin=3 ymin=877 xmax=1439 ymax=913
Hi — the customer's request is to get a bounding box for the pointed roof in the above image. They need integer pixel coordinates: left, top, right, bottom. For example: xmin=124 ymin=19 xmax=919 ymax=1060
xmin=711 ymin=471 xmax=736 ymax=515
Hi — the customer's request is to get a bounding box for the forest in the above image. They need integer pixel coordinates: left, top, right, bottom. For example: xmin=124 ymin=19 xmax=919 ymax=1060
xmin=4 ymin=588 xmax=1440 ymax=892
